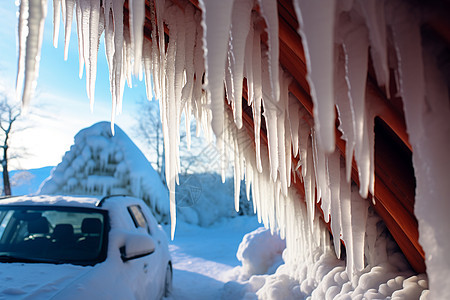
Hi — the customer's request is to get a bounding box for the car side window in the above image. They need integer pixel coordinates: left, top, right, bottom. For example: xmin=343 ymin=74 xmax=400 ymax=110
xmin=127 ymin=205 xmax=151 ymax=234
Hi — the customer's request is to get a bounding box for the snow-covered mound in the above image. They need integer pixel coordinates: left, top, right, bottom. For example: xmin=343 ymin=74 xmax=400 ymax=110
xmin=39 ymin=122 xmax=169 ymax=222
xmin=230 ymin=227 xmax=285 ymax=281
xmin=223 ymin=209 xmax=428 ymax=299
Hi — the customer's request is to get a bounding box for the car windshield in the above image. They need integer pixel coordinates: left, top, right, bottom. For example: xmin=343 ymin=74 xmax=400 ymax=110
xmin=0 ymin=205 xmax=108 ymax=266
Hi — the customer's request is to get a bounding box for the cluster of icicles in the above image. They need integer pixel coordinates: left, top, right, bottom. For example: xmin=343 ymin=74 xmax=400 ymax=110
xmin=16 ymin=0 xmax=450 ymax=295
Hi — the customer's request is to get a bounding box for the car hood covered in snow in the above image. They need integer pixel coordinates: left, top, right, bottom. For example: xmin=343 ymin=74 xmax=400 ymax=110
xmin=0 ymin=263 xmax=94 ymax=299
xmin=0 ymin=256 xmax=140 ymax=300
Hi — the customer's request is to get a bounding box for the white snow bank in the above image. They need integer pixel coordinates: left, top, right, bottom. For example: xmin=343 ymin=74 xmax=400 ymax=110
xmin=38 ymin=122 xmax=170 ymax=222
xmin=229 ymin=227 xmax=285 ymax=281
xmin=223 ymin=209 xmax=429 ymax=299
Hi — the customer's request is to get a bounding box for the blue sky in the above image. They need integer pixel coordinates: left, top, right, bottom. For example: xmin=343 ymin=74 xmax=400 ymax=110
xmin=0 ymin=1 xmax=149 ymax=170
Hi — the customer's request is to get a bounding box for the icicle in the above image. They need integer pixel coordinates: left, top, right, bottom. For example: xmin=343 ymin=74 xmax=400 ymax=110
xmin=277 ymin=70 xmax=291 ymax=196
xmin=244 ymin=17 xmax=254 ymax=105
xmin=16 ymin=0 xmax=28 ymax=102
xmin=174 ymin=7 xmax=185 ymax=107
xmin=180 ymin=4 xmax=196 ymax=126
xmin=88 ymin=0 xmax=101 ymax=108
xmin=288 ymin=95 xmax=300 ymax=158
xmin=351 ymin=184 xmax=368 ymax=275
xmin=17 ymin=0 xmax=48 ymax=108
xmin=257 ymin=0 xmax=280 ymax=103
xmin=103 ymin=0 xmax=115 ymax=99
xmin=359 ymin=0 xmax=389 ymax=97
xmin=192 ymin=10 xmax=204 ymax=111
xmin=143 ymin=39 xmax=153 ymax=100
xmin=234 ymin=134 xmax=241 ymax=212
xmin=340 ymin=12 xmax=370 ymax=198
xmin=298 ymin=109 xmax=310 ymax=179
xmin=335 ymin=44 xmax=355 ymax=183
xmin=156 ymin=0 xmax=166 ymax=105
xmin=61 ymin=0 xmax=66 ymax=24
xmin=53 ymin=0 xmax=62 ymax=47
xmin=339 ymin=160 xmax=354 ymax=280
xmin=229 ymin=0 xmax=253 ymax=129
xmin=245 ymin=162 xmax=253 ymax=202
xmin=129 ymin=0 xmax=145 ymax=76
xmin=312 ymin=130 xmax=331 ymax=221
xmin=328 ymin=149 xmax=342 ymax=259
xmin=262 ymin=54 xmax=279 ymax=181
xmin=198 ymin=0 xmax=234 ymax=137
xmin=111 ymin=0 xmax=125 ymax=121
xmin=79 ymin=0 xmax=91 ymax=96
xmin=75 ymin=0 xmax=84 ymax=78
xmin=414 ymin=41 xmax=450 ymax=300
xmin=147 ymin=0 xmax=159 ymax=100
xmin=225 ymin=47 xmax=234 ymax=105
xmin=252 ymin=26 xmax=263 ymax=173
xmin=305 ymin=133 xmax=316 ymax=229
xmin=63 ymin=0 xmax=75 ymax=60
xmin=124 ymin=27 xmax=133 ymax=92
xmin=285 ymin=112 xmax=292 ymax=189
xmin=365 ymin=92 xmax=378 ymax=198
xmin=292 ymin=0 xmax=337 ymax=153
xmin=387 ymin=1 xmax=450 ymax=297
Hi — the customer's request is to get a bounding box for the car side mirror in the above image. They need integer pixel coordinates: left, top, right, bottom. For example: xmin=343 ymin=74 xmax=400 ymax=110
xmin=120 ymin=233 xmax=156 ymax=262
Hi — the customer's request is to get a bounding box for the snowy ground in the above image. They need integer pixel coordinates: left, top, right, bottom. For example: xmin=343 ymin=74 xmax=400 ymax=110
xmin=163 ymin=217 xmax=261 ymax=300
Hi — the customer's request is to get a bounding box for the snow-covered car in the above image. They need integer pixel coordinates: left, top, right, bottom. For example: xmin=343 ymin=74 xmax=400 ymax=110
xmin=0 ymin=195 xmax=172 ymax=300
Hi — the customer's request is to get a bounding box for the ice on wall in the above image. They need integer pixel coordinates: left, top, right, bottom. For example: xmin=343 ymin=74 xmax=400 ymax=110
xmin=292 ymin=0 xmax=336 ymax=153
xmin=17 ymin=0 xmax=450 ymax=296
xmin=386 ymin=1 xmax=450 ymax=298
xmin=39 ymin=121 xmax=170 ymax=222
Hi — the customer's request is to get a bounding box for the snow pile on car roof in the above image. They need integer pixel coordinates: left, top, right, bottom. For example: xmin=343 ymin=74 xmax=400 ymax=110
xmin=39 ymin=121 xmax=169 ymax=221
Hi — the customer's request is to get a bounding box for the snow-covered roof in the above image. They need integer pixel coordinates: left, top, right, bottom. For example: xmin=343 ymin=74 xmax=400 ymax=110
xmin=38 ymin=122 xmax=169 ymax=222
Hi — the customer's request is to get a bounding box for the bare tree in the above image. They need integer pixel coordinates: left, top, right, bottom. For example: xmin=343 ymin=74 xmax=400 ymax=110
xmin=0 ymin=96 xmax=22 ymax=196
xmin=135 ymin=99 xmax=208 ymax=182
xmin=136 ymin=99 xmax=166 ymax=184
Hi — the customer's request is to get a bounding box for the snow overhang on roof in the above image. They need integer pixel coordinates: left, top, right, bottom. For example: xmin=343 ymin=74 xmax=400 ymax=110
xmin=15 ymin=0 xmax=450 ymax=295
